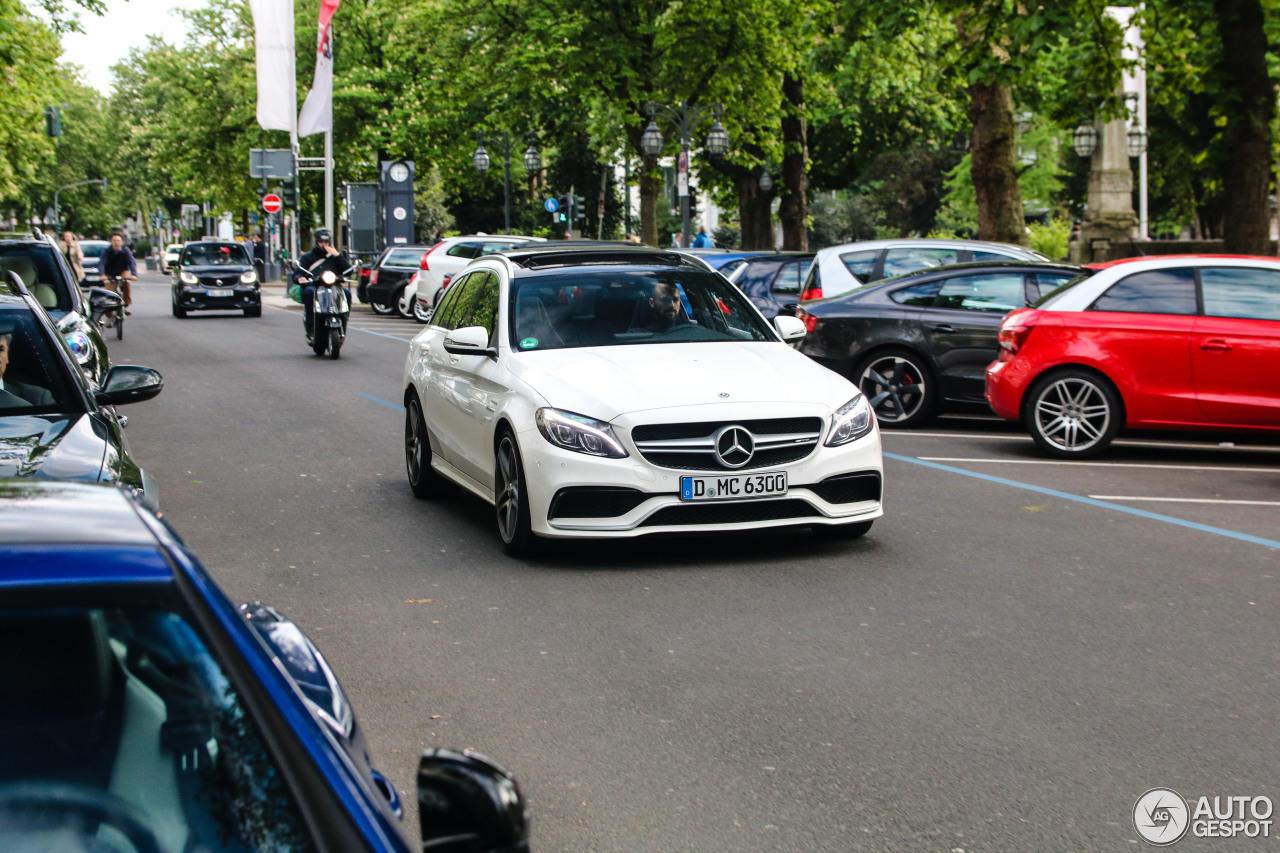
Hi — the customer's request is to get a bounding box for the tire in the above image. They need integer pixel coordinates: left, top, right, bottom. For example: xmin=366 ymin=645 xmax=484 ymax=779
xmin=370 ymin=300 xmax=395 ymax=315
xmin=1025 ymin=368 xmax=1122 ymax=459
xmin=814 ymin=520 xmax=873 ymax=540
xmin=312 ymin=325 xmax=329 ymax=357
xmin=115 ymin=313 xmax=124 ymax=340
xmin=395 ymin=286 xmax=415 ymax=319
xmin=405 ymin=397 xmax=452 ymax=498
xmin=413 ymin=296 xmax=432 ymax=323
xmin=495 ymin=429 xmax=536 ymax=556
xmin=244 ymin=305 xmax=261 ymax=317
xmin=328 ymin=324 xmax=343 ymax=359
xmin=853 ymin=348 xmax=934 ymax=428
xmin=172 ymin=301 xmax=186 ymax=318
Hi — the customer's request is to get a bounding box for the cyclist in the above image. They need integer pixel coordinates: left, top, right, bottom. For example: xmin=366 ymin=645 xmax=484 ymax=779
xmin=97 ymin=232 xmax=137 ymax=315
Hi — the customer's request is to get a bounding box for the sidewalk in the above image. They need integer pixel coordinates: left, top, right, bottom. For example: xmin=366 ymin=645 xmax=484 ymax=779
xmin=260 ymin=283 xmax=301 ymax=311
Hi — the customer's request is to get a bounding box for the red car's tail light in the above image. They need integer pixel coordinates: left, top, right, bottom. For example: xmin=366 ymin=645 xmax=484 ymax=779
xmin=358 ymin=266 xmax=371 ymax=279
xmin=796 ymin=308 xmax=818 ymax=332
xmin=800 ymin=284 xmax=823 ymax=301
xmin=997 ymin=324 xmax=1035 ymax=361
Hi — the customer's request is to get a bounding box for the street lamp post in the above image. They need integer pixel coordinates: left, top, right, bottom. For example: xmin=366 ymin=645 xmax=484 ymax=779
xmin=472 ymin=131 xmax=540 ymax=234
xmin=639 ymin=101 xmax=730 ymax=248
xmin=53 ymin=178 xmax=107 ymax=233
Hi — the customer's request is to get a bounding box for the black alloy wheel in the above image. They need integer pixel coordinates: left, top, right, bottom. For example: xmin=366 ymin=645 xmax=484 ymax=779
xmin=495 ymin=430 xmax=535 ymax=556
xmin=1026 ymin=368 xmax=1122 ymax=459
xmin=370 ymin=299 xmax=395 ymax=315
xmin=405 ymin=397 xmax=452 ymax=498
xmin=854 ymin=349 xmax=935 ymax=428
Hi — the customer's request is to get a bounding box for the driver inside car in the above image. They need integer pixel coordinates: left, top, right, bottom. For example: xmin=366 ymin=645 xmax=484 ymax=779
xmin=0 ymin=324 xmax=54 ymax=408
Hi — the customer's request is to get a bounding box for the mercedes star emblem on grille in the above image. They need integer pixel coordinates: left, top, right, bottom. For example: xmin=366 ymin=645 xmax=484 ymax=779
xmin=713 ymin=425 xmax=755 ymax=468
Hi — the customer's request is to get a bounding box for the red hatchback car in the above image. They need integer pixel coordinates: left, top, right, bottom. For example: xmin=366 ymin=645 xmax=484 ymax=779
xmin=986 ymin=255 xmax=1280 ymax=457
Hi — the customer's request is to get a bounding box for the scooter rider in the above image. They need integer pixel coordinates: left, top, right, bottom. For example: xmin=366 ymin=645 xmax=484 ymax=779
xmin=295 ymin=228 xmax=351 ymax=343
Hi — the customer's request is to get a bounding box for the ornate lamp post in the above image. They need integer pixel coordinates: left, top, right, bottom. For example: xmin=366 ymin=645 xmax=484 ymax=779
xmin=639 ymin=101 xmax=730 ymax=248
xmin=472 ymin=131 xmax=540 ymax=234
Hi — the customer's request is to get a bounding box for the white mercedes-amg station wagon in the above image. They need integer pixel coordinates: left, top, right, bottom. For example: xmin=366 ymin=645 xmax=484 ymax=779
xmin=402 ymin=245 xmax=884 ymax=555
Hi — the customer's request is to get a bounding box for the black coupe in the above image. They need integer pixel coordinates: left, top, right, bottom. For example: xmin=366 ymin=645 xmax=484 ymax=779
xmin=796 ymin=261 xmax=1083 ymax=427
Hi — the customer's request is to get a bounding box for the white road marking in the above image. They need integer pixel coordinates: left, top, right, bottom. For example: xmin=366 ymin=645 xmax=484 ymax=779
xmin=1089 ymin=496 xmax=1280 ymax=506
xmin=917 ymin=457 xmax=1279 ymax=473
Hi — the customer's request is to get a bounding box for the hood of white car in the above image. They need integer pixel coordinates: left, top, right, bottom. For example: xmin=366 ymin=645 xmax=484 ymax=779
xmin=508 ymin=342 xmax=856 ymax=422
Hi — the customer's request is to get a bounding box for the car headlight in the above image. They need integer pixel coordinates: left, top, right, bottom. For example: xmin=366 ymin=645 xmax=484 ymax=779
xmin=824 ymin=394 xmax=875 ymax=446
xmin=65 ymin=331 xmax=93 ymax=365
xmin=535 ymin=408 xmax=628 ymax=458
xmin=240 ymin=270 xmax=258 ymax=284
xmin=179 ymin=270 xmax=198 ymax=285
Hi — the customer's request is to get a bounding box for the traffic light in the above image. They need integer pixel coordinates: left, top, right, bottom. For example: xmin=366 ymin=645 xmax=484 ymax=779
xmin=556 ymin=212 xmax=567 ymax=222
xmin=44 ymin=106 xmax=61 ymax=138
xmin=281 ymin=177 xmax=298 ymax=208
xmin=572 ymin=194 xmax=586 ymax=221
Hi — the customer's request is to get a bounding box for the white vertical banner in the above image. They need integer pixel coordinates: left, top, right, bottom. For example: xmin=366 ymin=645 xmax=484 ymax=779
xmin=298 ymin=0 xmax=340 ymax=138
xmin=248 ymin=0 xmax=296 ymax=131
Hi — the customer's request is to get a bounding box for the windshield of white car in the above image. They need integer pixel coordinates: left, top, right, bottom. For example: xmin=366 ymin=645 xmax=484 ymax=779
xmin=509 ymin=268 xmax=776 ymax=351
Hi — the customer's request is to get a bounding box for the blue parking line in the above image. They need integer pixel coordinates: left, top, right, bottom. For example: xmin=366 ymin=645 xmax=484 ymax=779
xmin=883 ymin=452 xmax=1280 ymax=551
xmin=351 ymin=326 xmax=416 ymax=342
xmin=359 ymin=393 xmax=402 ymax=411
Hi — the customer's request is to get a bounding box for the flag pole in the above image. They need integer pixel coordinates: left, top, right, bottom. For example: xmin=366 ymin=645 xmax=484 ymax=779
xmin=324 ymin=25 xmax=334 ymax=234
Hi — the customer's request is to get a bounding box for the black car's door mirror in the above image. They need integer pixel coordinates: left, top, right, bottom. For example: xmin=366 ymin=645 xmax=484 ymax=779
xmin=94 ymin=365 xmax=164 ymax=407
xmin=418 ymin=748 xmax=530 ymax=852
xmin=87 ymin=287 xmax=124 ymax=323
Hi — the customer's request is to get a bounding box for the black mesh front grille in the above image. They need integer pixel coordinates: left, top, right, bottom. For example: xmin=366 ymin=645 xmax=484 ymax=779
xmin=632 ymin=417 xmax=823 ymax=471
xmin=640 ymin=499 xmax=818 ymax=527
xmin=640 ymin=445 xmax=815 ymax=472
xmin=808 ymin=472 xmax=882 ymax=505
xmin=548 ymin=487 xmax=654 ymax=519
xmin=632 ymin=417 xmax=822 ymax=442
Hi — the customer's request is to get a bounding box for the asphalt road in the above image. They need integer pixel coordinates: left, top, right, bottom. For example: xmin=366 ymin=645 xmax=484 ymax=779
xmin=115 ymin=271 xmax=1280 ymax=852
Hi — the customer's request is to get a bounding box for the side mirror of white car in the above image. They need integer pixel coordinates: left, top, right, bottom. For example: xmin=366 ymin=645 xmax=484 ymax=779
xmin=444 ymin=325 xmax=496 ymax=359
xmin=774 ymin=315 xmax=807 ymax=343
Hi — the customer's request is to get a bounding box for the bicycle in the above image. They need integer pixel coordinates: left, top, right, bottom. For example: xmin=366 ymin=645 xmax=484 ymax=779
xmin=101 ymin=275 xmax=131 ymax=340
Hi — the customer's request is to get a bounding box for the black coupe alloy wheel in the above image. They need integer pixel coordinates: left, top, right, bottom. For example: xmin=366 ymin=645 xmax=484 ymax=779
xmin=405 ymin=398 xmax=451 ymax=498
xmin=855 ymin=350 xmax=934 ymax=428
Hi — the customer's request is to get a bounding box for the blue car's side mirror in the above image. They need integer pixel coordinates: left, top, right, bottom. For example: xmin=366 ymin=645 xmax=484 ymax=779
xmin=417 ymin=748 xmax=530 ymax=852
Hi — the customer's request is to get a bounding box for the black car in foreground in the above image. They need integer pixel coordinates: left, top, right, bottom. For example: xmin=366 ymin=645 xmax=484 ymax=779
xmin=796 ymin=260 xmax=1083 ymax=427
xmin=1 ymin=233 xmax=115 ymax=384
xmin=172 ymin=241 xmax=262 ymax=317
xmin=723 ymin=252 xmax=816 ymax=319
xmin=0 ymin=276 xmax=163 ymax=503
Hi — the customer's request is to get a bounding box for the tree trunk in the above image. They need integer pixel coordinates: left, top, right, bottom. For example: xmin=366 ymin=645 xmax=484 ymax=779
xmin=968 ymin=81 xmax=1027 ymax=245
xmin=779 ymin=72 xmax=808 ymax=251
xmin=1212 ymin=0 xmax=1274 ymax=255
xmin=639 ymin=164 xmax=661 ymax=247
xmin=737 ymin=173 xmax=774 ymax=249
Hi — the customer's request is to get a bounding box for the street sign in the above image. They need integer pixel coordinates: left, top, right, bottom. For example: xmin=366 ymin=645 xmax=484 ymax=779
xmin=544 ymin=198 xmax=559 ymax=213
xmin=262 ymin=193 xmax=283 ymax=214
xmin=249 ymin=149 xmax=295 ymax=179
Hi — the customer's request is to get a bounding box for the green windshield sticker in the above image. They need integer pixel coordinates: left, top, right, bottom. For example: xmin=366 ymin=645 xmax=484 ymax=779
xmin=520 ymin=337 xmax=539 ymax=349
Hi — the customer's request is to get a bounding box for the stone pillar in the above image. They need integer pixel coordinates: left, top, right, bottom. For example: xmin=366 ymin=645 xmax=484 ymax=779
xmin=1071 ymin=113 xmax=1138 ymax=264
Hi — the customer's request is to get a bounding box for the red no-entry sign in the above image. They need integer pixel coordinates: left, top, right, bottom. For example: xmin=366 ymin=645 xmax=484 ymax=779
xmin=262 ymin=193 xmax=283 ymax=213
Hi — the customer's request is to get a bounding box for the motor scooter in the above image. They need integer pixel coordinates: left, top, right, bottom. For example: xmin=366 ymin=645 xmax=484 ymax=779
xmin=292 ymin=263 xmax=354 ymax=359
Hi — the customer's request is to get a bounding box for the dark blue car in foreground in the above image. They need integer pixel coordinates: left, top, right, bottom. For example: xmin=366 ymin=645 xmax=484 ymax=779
xmin=0 ymin=481 xmax=529 ymax=852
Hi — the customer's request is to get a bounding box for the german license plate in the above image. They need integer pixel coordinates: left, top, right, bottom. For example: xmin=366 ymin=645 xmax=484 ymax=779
xmin=680 ymin=471 xmax=787 ymax=501
xmin=206 ymin=288 xmax=233 ymax=297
